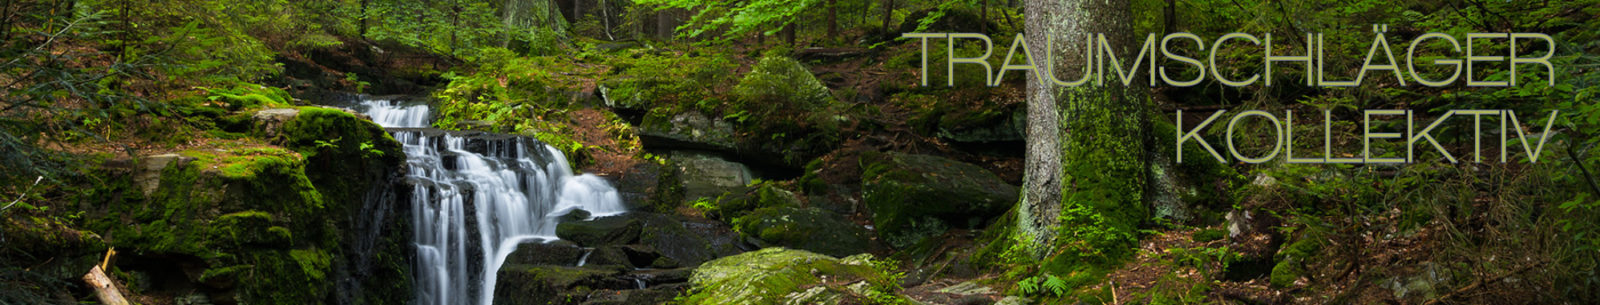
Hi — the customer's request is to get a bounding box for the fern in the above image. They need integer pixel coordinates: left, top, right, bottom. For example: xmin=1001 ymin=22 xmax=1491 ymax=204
xmin=1016 ymin=276 xmax=1039 ymax=295
xmin=1041 ymin=274 xmax=1068 ymax=297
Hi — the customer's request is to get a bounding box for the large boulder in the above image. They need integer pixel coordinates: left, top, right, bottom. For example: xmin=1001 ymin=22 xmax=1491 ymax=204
xmin=680 ymin=248 xmax=902 ymax=305
xmin=731 ymin=207 xmax=871 ymax=257
xmin=860 ymin=152 xmax=1018 ymax=248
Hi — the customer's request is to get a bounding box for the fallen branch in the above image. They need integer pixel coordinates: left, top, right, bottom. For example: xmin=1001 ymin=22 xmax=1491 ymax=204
xmin=1 ymin=176 xmax=43 ymax=213
xmin=83 ymin=255 xmax=129 ymax=305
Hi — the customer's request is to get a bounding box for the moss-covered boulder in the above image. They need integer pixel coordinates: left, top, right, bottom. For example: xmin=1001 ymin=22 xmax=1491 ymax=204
xmin=730 ymin=54 xmax=846 ymax=168
xmin=681 ymin=248 xmax=903 ymax=305
xmin=860 ymin=151 xmax=1018 ymax=248
xmin=731 ymin=207 xmax=871 ymax=257
xmin=86 ymin=147 xmax=339 ymax=304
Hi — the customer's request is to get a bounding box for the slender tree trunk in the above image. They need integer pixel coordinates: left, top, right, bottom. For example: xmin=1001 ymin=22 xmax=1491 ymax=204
xmin=882 ymin=0 xmax=893 ymax=31
xmin=784 ymin=22 xmax=795 ymax=46
xmin=980 ymin=0 xmax=988 ymax=33
xmin=1164 ymin=0 xmax=1176 ymax=34
xmin=827 ymin=0 xmax=837 ymax=38
xmin=450 ymin=0 xmax=460 ymax=54
xmin=359 ymin=0 xmax=369 ymax=37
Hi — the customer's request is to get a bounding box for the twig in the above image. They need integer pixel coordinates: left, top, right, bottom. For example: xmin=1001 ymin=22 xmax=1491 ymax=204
xmin=1 ymin=176 xmax=43 ymax=212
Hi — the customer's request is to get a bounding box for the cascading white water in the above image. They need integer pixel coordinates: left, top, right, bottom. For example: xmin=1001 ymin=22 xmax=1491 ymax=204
xmin=352 ymin=98 xmax=624 ymax=305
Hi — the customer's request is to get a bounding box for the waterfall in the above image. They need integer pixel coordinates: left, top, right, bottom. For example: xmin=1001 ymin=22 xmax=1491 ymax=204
xmin=352 ymin=98 xmax=624 ymax=305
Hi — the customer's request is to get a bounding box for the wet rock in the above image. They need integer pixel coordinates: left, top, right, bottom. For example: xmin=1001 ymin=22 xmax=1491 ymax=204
xmin=860 ymin=151 xmax=1018 ymax=248
xmin=557 ymin=214 xmax=643 ymax=247
xmin=731 ymin=206 xmax=870 ymax=257
xmin=506 ymin=240 xmax=586 ymax=266
xmin=610 ymin=160 xmax=683 ymax=213
xmin=557 ymin=208 xmax=593 ymax=223
xmin=636 ymin=213 xmax=745 ymax=266
xmin=583 ymin=246 xmax=634 ymax=268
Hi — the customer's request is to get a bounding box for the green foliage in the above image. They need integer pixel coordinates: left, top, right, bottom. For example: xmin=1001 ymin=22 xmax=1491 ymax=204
xmin=362 ymin=0 xmax=567 ymax=59
xmin=1017 ymin=274 xmax=1068 ymax=297
xmin=601 ymin=50 xmax=736 ymax=111
xmin=635 ymin=0 xmax=824 ymax=43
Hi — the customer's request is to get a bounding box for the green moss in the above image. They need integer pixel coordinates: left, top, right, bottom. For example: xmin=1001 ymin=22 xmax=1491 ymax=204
xmin=682 ymin=248 xmax=896 ymax=305
xmin=859 ymin=151 xmax=1017 ymax=248
xmin=707 ymin=183 xmax=800 ymax=222
xmin=1191 ymin=229 xmax=1227 ymax=242
xmin=730 ymin=206 xmax=870 ymax=257
xmin=1269 ymin=258 xmax=1304 ymax=288
xmin=206 ymin=84 xmax=294 ymax=111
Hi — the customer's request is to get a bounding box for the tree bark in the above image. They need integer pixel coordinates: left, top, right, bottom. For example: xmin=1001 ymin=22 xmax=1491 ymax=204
xmin=1018 ymin=0 xmax=1145 ymax=259
xmin=1019 ymin=0 xmax=1063 ymax=259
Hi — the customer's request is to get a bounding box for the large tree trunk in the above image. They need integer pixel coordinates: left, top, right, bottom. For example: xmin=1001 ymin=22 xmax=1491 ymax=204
xmin=1018 ymin=0 xmax=1148 ymax=259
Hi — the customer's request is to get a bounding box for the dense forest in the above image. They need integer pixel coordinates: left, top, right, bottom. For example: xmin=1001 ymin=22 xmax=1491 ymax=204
xmin=2 ymin=0 xmax=1598 ymax=304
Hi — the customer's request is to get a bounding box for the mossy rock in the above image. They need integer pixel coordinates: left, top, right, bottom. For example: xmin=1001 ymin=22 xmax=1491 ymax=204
xmin=731 ymin=207 xmax=871 ymax=257
xmin=81 ymin=107 xmax=411 ymax=305
xmin=681 ymin=248 xmax=892 ymax=305
xmin=86 ymin=148 xmax=337 ymax=304
xmin=639 ymin=109 xmax=738 ymax=152
xmin=860 ymin=151 xmax=1018 ymax=248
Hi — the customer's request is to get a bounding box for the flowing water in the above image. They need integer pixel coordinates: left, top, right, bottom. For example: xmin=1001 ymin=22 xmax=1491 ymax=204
xmin=351 ymin=97 xmax=625 ymax=305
